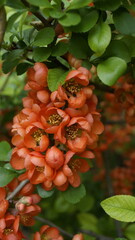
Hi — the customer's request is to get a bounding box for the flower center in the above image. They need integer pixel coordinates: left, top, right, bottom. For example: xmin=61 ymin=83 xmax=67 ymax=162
xmin=41 ymin=234 xmax=48 ymax=240
xmin=21 ymin=214 xmax=32 ymax=225
xmin=36 ymin=166 xmax=44 ymax=172
xmin=68 ymin=158 xmax=81 ymax=171
xmin=47 ymin=114 xmax=62 ymax=126
xmin=64 ymin=80 xmax=82 ymax=96
xmin=4 ymin=228 xmax=13 ymax=235
xmin=32 ymin=129 xmax=45 ymax=145
xmin=65 ymin=124 xmax=82 ymax=140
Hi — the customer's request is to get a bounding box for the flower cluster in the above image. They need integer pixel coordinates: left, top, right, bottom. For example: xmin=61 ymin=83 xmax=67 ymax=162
xmin=11 ymin=62 xmax=104 ymax=191
xmin=0 ymin=178 xmax=41 ymax=239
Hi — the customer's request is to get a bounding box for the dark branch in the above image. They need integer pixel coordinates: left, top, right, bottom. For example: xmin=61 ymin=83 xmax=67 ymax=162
xmin=21 ymin=0 xmax=51 ymax=27
xmin=6 ymin=179 xmax=29 ymax=200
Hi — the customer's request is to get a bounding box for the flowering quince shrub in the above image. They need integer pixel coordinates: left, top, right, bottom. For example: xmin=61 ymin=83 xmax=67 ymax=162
xmin=1 ymin=0 xmax=135 ymax=240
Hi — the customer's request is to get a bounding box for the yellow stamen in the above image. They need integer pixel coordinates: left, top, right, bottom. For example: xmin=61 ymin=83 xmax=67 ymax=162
xmin=47 ymin=114 xmax=62 ymax=126
xmin=32 ymin=129 xmax=45 ymax=145
xmin=65 ymin=124 xmax=82 ymax=140
xmin=68 ymin=158 xmax=81 ymax=171
xmin=35 ymin=166 xmax=44 ymax=173
xmin=64 ymin=80 xmax=82 ymax=96
xmin=4 ymin=229 xmax=13 ymax=235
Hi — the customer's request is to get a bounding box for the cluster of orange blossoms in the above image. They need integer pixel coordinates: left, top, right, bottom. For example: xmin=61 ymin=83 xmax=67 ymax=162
xmin=0 ymin=62 xmax=104 ymax=239
xmin=11 ymin=62 xmax=104 ymax=191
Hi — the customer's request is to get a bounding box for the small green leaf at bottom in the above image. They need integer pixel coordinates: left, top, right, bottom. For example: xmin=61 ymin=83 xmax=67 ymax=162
xmin=37 ymin=185 xmax=55 ymax=198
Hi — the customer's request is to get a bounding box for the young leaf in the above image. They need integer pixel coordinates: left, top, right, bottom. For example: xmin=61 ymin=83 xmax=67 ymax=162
xmin=61 ymin=184 xmax=86 ymax=204
xmin=59 ymin=12 xmax=81 ymax=27
xmin=33 ymin=27 xmax=55 ymax=47
xmin=33 ymin=47 xmax=51 ymax=61
xmin=37 ymin=185 xmax=55 ymax=198
xmin=47 ymin=68 xmax=69 ymax=92
xmin=88 ymin=22 xmax=111 ymax=55
xmin=6 ymin=12 xmax=25 ymax=32
xmin=101 ymin=195 xmax=135 ymax=222
xmin=97 ymin=57 xmax=127 ymax=86
xmin=67 ymin=0 xmax=93 ymax=10
xmin=0 ymin=167 xmax=17 ymax=187
xmin=0 ymin=141 xmax=11 ymax=161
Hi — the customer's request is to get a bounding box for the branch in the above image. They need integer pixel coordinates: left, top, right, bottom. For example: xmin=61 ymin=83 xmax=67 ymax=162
xmin=21 ymin=0 xmax=51 ymax=27
xmin=80 ymin=229 xmax=114 ymax=240
xmin=35 ymin=216 xmax=74 ymax=238
xmin=6 ymin=179 xmax=29 ymax=200
xmin=35 ymin=216 xmax=117 ymax=240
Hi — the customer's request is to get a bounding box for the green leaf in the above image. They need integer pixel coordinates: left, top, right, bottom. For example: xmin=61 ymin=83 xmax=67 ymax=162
xmin=2 ymin=49 xmax=24 ymax=74
xmin=113 ymin=9 xmax=135 ymax=35
xmin=101 ymin=195 xmax=135 ymax=222
xmin=94 ymin=0 xmax=121 ymax=11
xmin=16 ymin=62 xmax=33 ymax=75
xmin=52 ymin=42 xmax=68 ymax=56
xmin=59 ymin=12 xmax=81 ymax=27
xmin=76 ymin=195 xmax=94 ymax=212
xmin=77 ymin=213 xmax=98 ymax=232
xmin=0 ymin=141 xmax=11 ymax=161
xmin=115 ymin=238 xmax=127 ymax=240
xmin=27 ymin=0 xmax=52 ymax=7
xmin=97 ymin=57 xmax=127 ymax=86
xmin=47 ymin=68 xmax=69 ymax=92
xmin=6 ymin=12 xmax=25 ymax=32
xmin=56 ymin=56 xmax=70 ymax=68
xmin=61 ymin=184 xmax=86 ymax=204
xmin=6 ymin=0 xmax=26 ymax=9
xmin=49 ymin=9 xmax=65 ymax=19
xmin=122 ymin=36 xmax=135 ymax=58
xmin=103 ymin=40 xmax=131 ymax=63
xmin=33 ymin=27 xmax=55 ymax=47
xmin=70 ymin=9 xmax=99 ymax=33
xmin=69 ymin=34 xmax=90 ymax=59
xmin=88 ymin=22 xmax=111 ymax=55
xmin=33 ymin=47 xmax=51 ymax=61
xmin=0 ymin=167 xmax=17 ymax=187
xmin=125 ymin=223 xmax=135 ymax=240
xmin=68 ymin=0 xmax=92 ymax=10
xmin=37 ymin=185 xmax=55 ymax=198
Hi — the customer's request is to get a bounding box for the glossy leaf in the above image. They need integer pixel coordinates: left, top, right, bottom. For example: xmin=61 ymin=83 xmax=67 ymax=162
xmin=68 ymin=0 xmax=92 ymax=10
xmin=0 ymin=167 xmax=17 ymax=187
xmin=101 ymin=195 xmax=135 ymax=222
xmin=48 ymin=68 xmax=69 ymax=92
xmin=52 ymin=42 xmax=68 ymax=56
xmin=33 ymin=47 xmax=51 ymax=61
xmin=33 ymin=27 xmax=55 ymax=47
xmin=88 ymin=22 xmax=111 ymax=55
xmin=94 ymin=0 xmax=121 ymax=11
xmin=62 ymin=184 xmax=86 ymax=204
xmin=16 ymin=62 xmax=33 ymax=75
xmin=37 ymin=185 xmax=55 ymax=198
xmin=0 ymin=141 xmax=11 ymax=161
xmin=27 ymin=0 xmax=52 ymax=7
xmin=59 ymin=12 xmax=81 ymax=27
xmin=113 ymin=9 xmax=135 ymax=35
xmin=97 ymin=57 xmax=127 ymax=86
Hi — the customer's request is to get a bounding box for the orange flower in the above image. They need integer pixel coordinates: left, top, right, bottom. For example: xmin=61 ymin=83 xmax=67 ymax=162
xmin=63 ymin=151 xmax=94 ymax=187
xmin=33 ymin=225 xmax=63 ymax=240
xmin=10 ymin=148 xmax=30 ymax=170
xmin=25 ymin=62 xmax=48 ymax=91
xmin=25 ymin=151 xmax=54 ymax=184
xmin=23 ymin=126 xmax=49 ymax=152
xmin=0 ymin=215 xmax=23 ymax=240
xmin=57 ymin=67 xmax=92 ymax=108
xmin=56 ymin=117 xmax=91 ymax=152
xmin=45 ymin=146 xmax=64 ymax=169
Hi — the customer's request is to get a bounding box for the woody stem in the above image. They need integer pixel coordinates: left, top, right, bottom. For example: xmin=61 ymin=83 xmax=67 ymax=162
xmin=6 ymin=179 xmax=29 ymax=200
